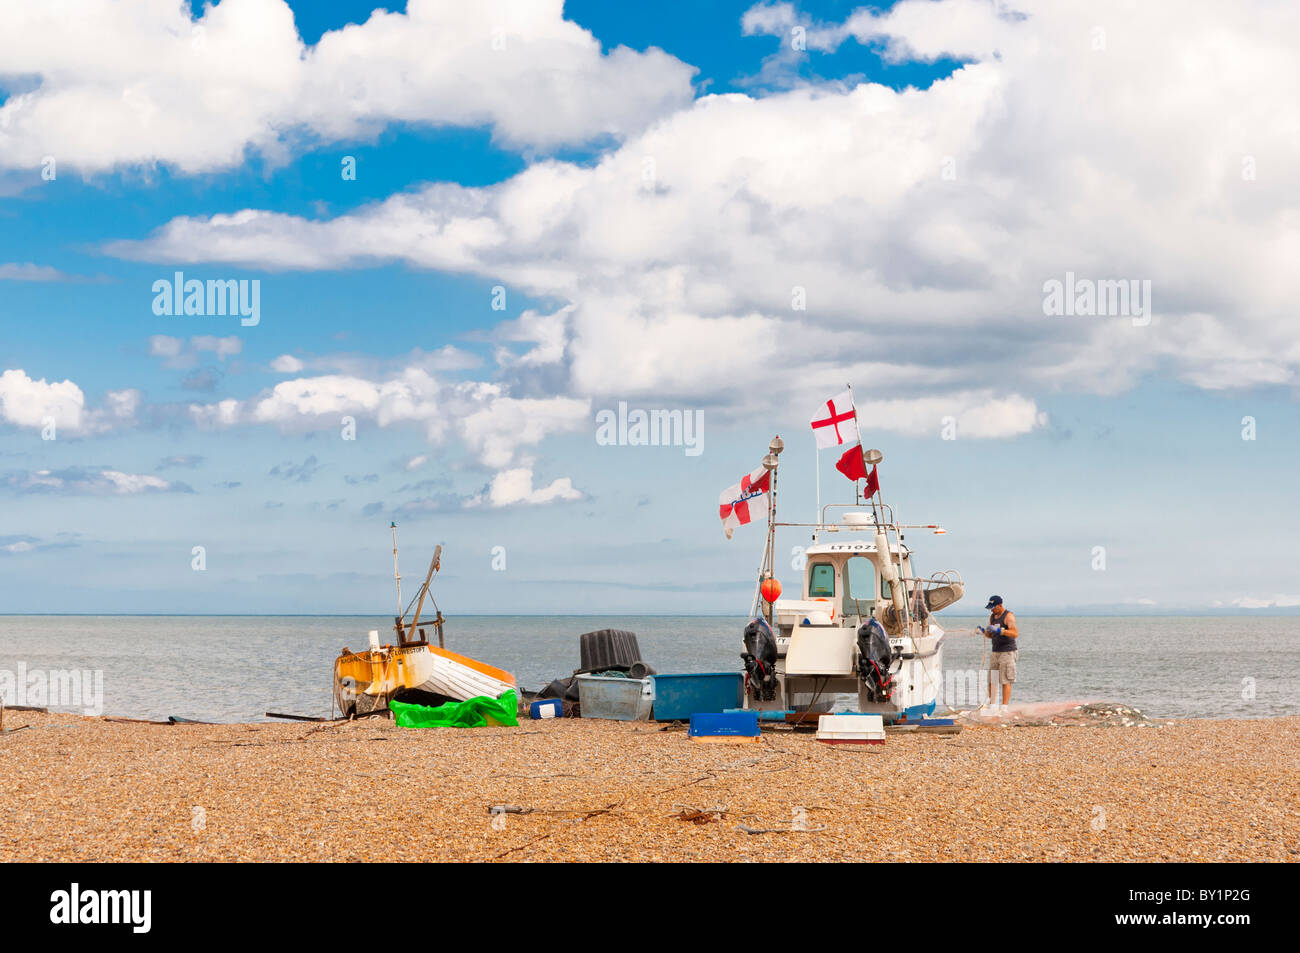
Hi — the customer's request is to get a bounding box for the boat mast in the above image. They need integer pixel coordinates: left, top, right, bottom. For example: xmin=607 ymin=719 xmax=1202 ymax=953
xmin=813 ymin=437 xmax=820 ymax=539
xmin=761 ymin=435 xmax=783 ymax=625
xmin=846 ymin=384 xmax=881 ymax=527
xmin=404 ymin=545 xmax=441 ymax=645
xmin=846 ymin=385 xmax=910 ymax=632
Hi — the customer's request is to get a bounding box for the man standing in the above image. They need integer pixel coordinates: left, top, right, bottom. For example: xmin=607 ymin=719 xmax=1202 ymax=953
xmin=983 ymin=595 xmax=1019 ymax=707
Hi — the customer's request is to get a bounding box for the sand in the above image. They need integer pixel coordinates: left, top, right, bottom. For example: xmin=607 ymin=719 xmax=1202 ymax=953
xmin=1 ymin=711 xmax=1296 ymax=862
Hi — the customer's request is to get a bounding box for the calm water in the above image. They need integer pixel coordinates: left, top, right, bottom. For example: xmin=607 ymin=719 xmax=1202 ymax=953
xmin=1 ymin=614 xmax=1297 ymax=722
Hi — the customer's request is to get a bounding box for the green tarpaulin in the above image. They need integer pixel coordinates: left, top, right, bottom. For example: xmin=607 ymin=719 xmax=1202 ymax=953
xmin=389 ymin=690 xmax=519 ymax=729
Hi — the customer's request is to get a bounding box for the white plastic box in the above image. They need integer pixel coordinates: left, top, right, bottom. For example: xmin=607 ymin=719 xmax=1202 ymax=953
xmin=576 ymin=675 xmax=655 ymax=721
xmin=816 ymin=713 xmax=886 ymax=745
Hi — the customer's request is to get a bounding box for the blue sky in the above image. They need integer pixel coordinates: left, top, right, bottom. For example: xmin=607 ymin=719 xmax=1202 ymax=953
xmin=1 ymin=0 xmax=1298 ymax=614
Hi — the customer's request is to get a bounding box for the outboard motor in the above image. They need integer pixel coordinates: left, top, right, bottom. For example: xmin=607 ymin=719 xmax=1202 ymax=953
xmin=741 ymin=617 xmax=779 ymax=701
xmin=857 ymin=618 xmax=897 ymax=702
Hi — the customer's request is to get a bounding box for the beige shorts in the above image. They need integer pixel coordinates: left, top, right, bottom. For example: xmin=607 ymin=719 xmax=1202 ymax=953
xmin=988 ymin=650 xmax=1018 ymax=683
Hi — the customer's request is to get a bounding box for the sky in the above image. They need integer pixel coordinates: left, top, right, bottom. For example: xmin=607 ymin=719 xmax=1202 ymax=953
xmin=1 ymin=0 xmax=1298 ymax=615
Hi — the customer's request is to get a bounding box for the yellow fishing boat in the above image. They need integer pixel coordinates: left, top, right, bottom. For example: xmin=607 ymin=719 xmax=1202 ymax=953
xmin=333 ymin=530 xmax=516 ymax=717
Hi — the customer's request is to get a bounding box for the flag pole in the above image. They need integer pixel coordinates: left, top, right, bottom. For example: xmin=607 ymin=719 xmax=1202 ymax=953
xmin=847 ymin=386 xmax=908 ymax=631
xmin=764 ymin=450 xmax=778 ymax=626
xmin=846 ymin=384 xmax=881 ymax=527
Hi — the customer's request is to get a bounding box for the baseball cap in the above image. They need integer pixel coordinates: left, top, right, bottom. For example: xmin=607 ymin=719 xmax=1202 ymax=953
xmin=984 ymin=595 xmax=1003 ymax=609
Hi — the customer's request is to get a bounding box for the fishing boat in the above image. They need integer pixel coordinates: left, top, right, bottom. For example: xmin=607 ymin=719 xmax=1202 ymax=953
xmin=332 ymin=529 xmax=516 ymax=717
xmin=734 ymin=407 xmax=965 ymax=723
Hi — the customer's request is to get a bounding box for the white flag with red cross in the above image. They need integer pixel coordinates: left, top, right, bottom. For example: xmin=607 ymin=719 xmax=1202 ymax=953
xmin=810 ymin=389 xmax=859 ymax=449
xmin=718 ymin=465 xmax=771 ymax=540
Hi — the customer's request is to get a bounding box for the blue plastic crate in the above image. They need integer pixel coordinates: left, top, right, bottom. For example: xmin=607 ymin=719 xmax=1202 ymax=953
xmin=689 ymin=711 xmax=760 ymax=737
xmin=651 ymin=672 xmax=744 ymax=722
xmin=529 ymin=698 xmax=563 ymax=720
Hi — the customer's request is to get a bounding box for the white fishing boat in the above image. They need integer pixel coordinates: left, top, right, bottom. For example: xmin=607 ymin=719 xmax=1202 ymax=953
xmin=730 ymin=391 xmax=964 ymax=723
xmin=333 ymin=529 xmax=516 ymax=717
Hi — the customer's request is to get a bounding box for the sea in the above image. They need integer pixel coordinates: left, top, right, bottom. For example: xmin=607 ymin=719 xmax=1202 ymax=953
xmin=1 ymin=615 xmax=1296 ymax=723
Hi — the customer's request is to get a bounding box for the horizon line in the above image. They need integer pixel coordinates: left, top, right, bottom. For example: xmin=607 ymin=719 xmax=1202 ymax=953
xmin=2 ymin=609 xmax=1298 ymax=618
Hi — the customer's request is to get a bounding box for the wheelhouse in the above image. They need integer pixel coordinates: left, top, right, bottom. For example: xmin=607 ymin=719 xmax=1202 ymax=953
xmin=801 ymin=542 xmax=915 ymax=625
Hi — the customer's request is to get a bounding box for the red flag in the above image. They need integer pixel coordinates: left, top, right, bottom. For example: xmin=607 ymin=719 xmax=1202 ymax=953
xmin=835 ymin=443 xmax=866 ymax=481
xmin=834 ymin=444 xmax=879 ymax=497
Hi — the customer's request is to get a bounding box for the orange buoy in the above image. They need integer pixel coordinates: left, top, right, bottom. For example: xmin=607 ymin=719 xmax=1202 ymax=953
xmin=760 ymin=577 xmax=782 ymax=603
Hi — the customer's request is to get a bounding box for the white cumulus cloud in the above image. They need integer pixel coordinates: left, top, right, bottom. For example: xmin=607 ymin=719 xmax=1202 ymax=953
xmin=270 ymin=354 xmax=304 ymax=374
xmin=149 ymin=334 xmax=241 ymax=369
xmin=459 ymin=396 xmax=592 ymax=468
xmin=0 ymin=0 xmax=695 ymax=175
xmin=467 ymin=467 xmax=583 ymax=508
xmin=0 ymin=368 xmax=87 ymax=432
xmin=107 ymin=0 xmax=1300 ymax=420
xmin=1 ymin=466 xmax=188 ymax=495
xmin=186 ymin=368 xmax=591 ymax=469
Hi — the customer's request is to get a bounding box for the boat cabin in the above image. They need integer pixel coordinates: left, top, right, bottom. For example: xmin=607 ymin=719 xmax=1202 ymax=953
xmin=795 ymin=540 xmax=913 ymax=626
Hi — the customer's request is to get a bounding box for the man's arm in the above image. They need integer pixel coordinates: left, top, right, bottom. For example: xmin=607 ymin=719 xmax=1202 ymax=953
xmin=1002 ymin=611 xmax=1018 ymax=639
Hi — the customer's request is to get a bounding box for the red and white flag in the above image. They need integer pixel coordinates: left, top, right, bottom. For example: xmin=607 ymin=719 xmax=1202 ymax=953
xmin=810 ymin=390 xmax=859 ymax=450
xmin=718 ymin=465 xmax=771 ymax=540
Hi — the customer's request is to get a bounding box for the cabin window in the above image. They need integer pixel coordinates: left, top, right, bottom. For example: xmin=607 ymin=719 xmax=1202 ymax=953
xmin=807 ymin=562 xmax=836 ymax=598
xmin=843 ymin=555 xmax=876 ymax=616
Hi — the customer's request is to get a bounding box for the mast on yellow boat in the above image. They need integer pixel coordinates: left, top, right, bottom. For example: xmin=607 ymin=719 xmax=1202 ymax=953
xmin=404 ymin=545 xmax=441 ymax=645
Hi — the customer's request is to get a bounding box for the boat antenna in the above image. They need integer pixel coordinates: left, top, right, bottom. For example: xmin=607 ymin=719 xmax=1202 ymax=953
xmin=391 ymin=521 xmax=403 ymax=623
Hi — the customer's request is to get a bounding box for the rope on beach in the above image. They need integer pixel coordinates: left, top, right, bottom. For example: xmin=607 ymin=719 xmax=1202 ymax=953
xmin=736 ymin=817 xmax=827 ymax=835
xmin=672 ymin=803 xmax=729 ymax=824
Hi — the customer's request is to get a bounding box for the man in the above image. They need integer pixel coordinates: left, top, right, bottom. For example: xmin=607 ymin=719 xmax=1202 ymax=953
xmin=983 ymin=595 xmax=1019 ymax=707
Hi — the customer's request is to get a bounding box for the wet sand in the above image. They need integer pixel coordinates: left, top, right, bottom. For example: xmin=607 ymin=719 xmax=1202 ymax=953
xmin=2 ymin=711 xmax=1296 ymax=862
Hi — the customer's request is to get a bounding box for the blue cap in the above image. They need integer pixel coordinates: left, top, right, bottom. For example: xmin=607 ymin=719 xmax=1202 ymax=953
xmin=984 ymin=595 xmax=1003 ymax=609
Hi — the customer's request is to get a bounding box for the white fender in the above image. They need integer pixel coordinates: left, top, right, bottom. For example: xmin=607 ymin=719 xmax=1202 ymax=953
xmin=875 ymin=530 xmax=908 ymax=617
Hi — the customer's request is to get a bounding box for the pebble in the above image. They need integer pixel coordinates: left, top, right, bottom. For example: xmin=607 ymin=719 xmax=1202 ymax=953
xmin=1 ymin=712 xmax=1296 ymax=861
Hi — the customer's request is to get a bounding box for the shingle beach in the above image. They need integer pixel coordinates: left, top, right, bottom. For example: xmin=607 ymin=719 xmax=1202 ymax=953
xmin=2 ymin=711 xmax=1295 ymax=862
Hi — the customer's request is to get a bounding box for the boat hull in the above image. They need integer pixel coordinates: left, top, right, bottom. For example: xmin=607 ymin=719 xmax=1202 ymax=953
xmin=745 ymin=623 xmax=945 ymax=721
xmin=334 ymin=642 xmax=516 ymax=716
xmin=418 ymin=646 xmax=517 ymax=702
